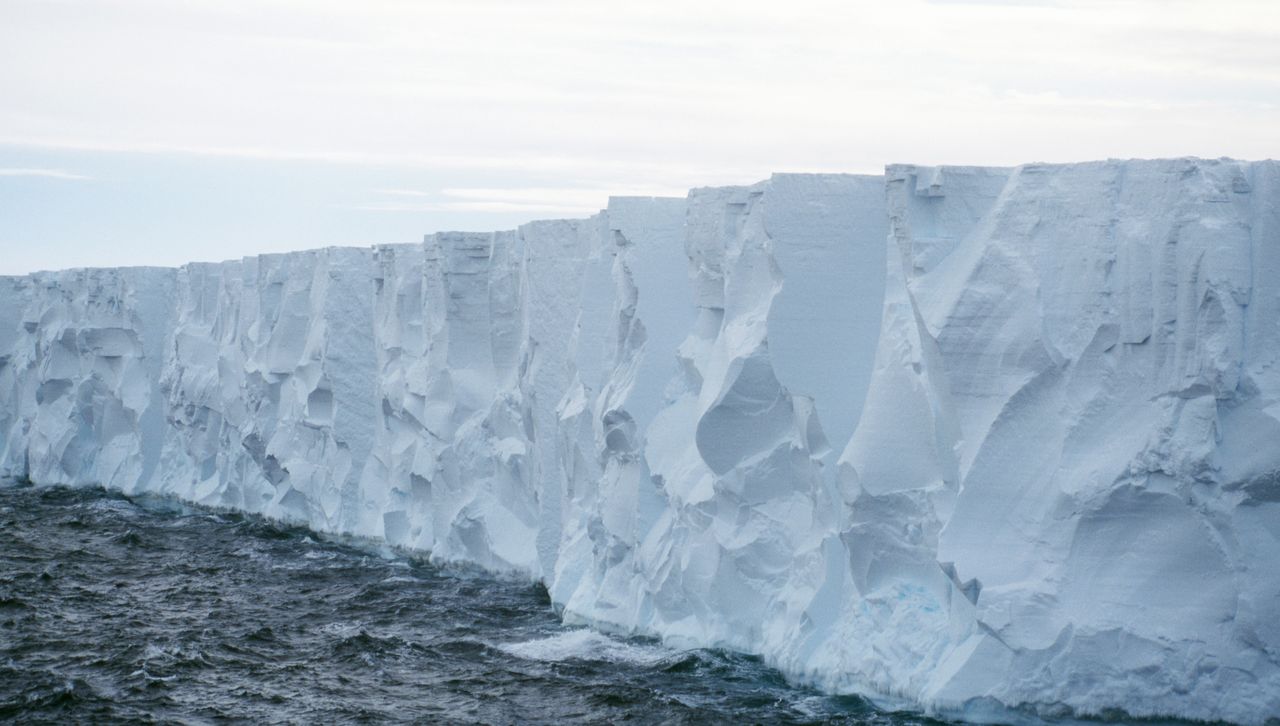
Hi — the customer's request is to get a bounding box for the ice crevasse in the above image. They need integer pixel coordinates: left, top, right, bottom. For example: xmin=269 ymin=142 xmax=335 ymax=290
xmin=1 ymin=158 xmax=1278 ymax=723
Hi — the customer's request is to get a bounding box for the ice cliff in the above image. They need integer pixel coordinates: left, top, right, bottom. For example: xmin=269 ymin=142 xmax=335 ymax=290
xmin=2 ymin=159 xmax=1277 ymax=724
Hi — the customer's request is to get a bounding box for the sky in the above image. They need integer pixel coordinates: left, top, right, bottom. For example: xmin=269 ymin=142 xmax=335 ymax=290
xmin=1 ymin=0 xmax=1277 ymax=273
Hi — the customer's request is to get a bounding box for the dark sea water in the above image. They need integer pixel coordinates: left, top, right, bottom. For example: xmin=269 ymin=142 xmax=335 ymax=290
xmin=0 ymin=480 xmax=943 ymax=725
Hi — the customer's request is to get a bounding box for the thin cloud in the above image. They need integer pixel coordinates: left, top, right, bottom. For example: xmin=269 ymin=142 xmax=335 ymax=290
xmin=440 ymin=187 xmax=656 ymax=207
xmin=358 ymin=185 xmax=689 ymax=215
xmin=352 ymin=201 xmax=597 ymax=215
xmin=0 ymin=167 xmax=91 ymax=181
xmin=370 ymin=188 xmax=436 ymax=198
xmin=0 ymin=135 xmax=759 ymax=189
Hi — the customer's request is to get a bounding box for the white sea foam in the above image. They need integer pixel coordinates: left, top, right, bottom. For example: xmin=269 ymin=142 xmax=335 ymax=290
xmin=498 ymin=630 xmax=679 ymax=667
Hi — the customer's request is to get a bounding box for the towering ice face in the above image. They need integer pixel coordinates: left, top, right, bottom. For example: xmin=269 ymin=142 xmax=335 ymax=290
xmin=381 ymin=229 xmax=534 ymax=570
xmin=555 ymin=175 xmax=891 ymax=662
xmin=0 ymin=159 xmax=1276 ymax=724
xmin=0 ymin=267 xmax=175 ymax=492
xmin=845 ymin=159 xmax=1280 ymax=721
xmin=156 ymin=248 xmax=378 ymax=534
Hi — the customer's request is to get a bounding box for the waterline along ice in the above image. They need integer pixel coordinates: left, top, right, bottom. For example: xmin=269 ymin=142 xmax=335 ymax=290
xmin=1 ymin=159 xmax=1277 ymax=724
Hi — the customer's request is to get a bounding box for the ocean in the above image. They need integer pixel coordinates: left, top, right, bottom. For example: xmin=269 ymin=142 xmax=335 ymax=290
xmin=0 ymin=480 xmax=941 ymax=724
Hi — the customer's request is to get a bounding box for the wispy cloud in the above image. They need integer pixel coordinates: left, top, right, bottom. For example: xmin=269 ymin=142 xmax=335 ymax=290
xmin=356 ymin=185 xmax=688 ymax=215
xmin=0 ymin=167 xmax=91 ymax=181
xmin=353 ymin=201 xmax=598 ymax=215
xmin=369 ymin=188 xmax=436 ymax=198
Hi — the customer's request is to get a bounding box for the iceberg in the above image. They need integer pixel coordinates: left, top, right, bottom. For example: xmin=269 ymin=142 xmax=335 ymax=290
xmin=1 ymin=158 xmax=1276 ymax=723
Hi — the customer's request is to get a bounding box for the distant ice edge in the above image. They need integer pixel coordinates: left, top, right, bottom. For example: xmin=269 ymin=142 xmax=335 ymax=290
xmin=2 ymin=158 xmax=1277 ymax=725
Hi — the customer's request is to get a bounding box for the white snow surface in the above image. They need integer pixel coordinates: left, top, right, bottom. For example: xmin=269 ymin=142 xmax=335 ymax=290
xmin=2 ymin=159 xmax=1278 ymax=723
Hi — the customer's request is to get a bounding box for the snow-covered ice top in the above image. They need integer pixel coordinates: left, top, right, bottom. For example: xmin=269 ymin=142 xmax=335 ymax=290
xmin=1 ymin=158 xmax=1277 ymax=724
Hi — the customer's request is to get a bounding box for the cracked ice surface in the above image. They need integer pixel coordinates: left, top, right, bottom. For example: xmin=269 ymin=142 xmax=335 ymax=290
xmin=1 ymin=159 xmax=1277 ymax=724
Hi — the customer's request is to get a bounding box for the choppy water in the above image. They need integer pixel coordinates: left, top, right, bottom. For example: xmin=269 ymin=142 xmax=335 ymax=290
xmin=0 ymin=481 xmax=944 ymax=724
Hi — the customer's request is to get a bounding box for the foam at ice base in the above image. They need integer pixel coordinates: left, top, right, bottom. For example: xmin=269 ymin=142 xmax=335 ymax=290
xmin=0 ymin=159 xmax=1276 ymax=724
xmin=498 ymin=630 xmax=680 ymax=667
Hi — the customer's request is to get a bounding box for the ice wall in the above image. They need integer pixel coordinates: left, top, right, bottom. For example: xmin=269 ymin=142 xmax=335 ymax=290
xmin=0 ymin=159 xmax=1276 ymax=724
xmin=866 ymin=159 xmax=1280 ymax=722
xmin=147 ymin=248 xmax=379 ymax=535
xmin=0 ymin=267 xmax=175 ymax=491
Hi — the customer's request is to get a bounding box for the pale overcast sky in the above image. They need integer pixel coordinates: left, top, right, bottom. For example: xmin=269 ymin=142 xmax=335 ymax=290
xmin=2 ymin=0 xmax=1277 ymax=273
